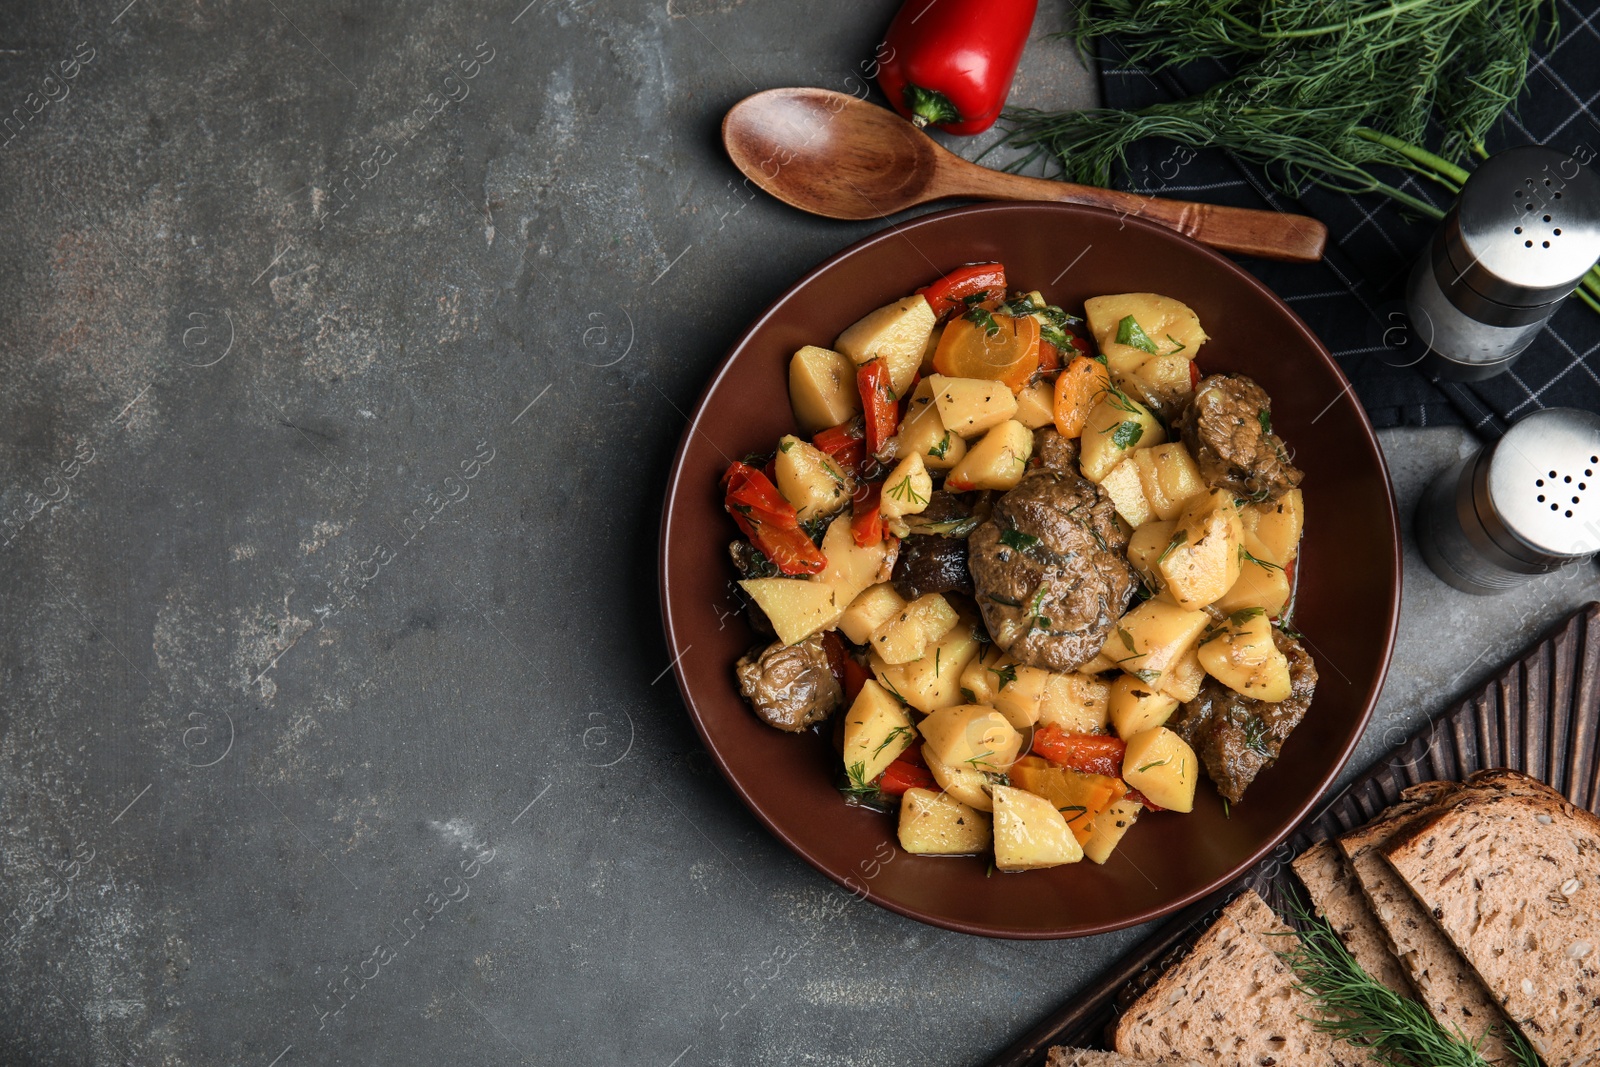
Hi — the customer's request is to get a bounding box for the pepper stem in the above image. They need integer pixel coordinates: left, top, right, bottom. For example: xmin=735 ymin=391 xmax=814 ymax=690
xmin=903 ymin=85 xmax=961 ymax=129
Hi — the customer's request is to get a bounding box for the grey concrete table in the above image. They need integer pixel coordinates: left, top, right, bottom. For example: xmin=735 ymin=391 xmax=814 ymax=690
xmin=1 ymin=2 xmax=1594 ymax=1065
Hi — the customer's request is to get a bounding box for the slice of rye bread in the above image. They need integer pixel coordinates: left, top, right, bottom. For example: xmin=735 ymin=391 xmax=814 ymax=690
xmin=1382 ymin=769 xmax=1600 ymax=1067
xmin=1113 ymin=890 xmax=1379 ymax=1067
xmin=1337 ymin=784 xmax=1515 ymax=1062
xmin=1290 ymin=840 xmax=1414 ymax=996
xmin=1046 ymin=1048 xmax=1205 ymax=1066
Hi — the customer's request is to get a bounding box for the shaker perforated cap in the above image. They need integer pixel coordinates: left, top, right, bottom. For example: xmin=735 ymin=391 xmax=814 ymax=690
xmin=1444 ymin=145 xmax=1600 ymax=308
xmin=1482 ymin=407 xmax=1600 ymax=561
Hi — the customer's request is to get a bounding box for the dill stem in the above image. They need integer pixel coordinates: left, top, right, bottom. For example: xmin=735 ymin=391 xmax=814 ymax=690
xmin=1355 ymin=128 xmax=1471 ymax=186
xmin=1259 ymin=0 xmax=1458 ymax=39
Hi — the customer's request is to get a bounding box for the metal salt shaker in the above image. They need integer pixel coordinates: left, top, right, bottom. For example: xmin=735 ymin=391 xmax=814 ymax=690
xmin=1405 ymin=145 xmax=1600 ymax=380
xmin=1417 ymin=408 xmax=1600 ymax=593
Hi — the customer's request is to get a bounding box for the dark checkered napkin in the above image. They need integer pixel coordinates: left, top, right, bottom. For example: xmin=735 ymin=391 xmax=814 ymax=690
xmin=1097 ymin=0 xmax=1600 ymax=435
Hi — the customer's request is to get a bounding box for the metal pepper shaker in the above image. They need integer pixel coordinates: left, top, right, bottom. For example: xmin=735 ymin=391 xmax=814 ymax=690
xmin=1405 ymin=145 xmax=1600 ymax=381
xmin=1417 ymin=408 xmax=1600 ymax=593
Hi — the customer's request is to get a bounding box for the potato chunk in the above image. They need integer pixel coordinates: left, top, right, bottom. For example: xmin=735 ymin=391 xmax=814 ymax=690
xmin=1212 ymin=529 xmax=1292 ymax=618
xmin=1242 ymin=487 xmax=1304 ymax=567
xmin=1038 ymin=672 xmax=1111 ymax=734
xmin=1098 ymin=599 xmax=1210 ymax=689
xmin=1108 ymin=673 xmax=1180 ymax=737
xmin=879 ymin=452 xmax=933 ymax=521
xmin=1013 ymin=379 xmax=1057 ymax=429
xmin=1099 ymin=455 xmax=1153 ymax=527
xmin=738 ymin=578 xmax=839 ymax=646
xmin=1083 ymin=293 xmax=1207 ymax=381
xmin=835 ymin=295 xmax=936 ymax=397
xmin=870 ymin=616 xmax=980 ymax=714
xmin=930 ymin=374 xmax=1019 ymax=438
xmin=919 ymin=705 xmax=1021 ymax=774
xmin=868 ymin=592 xmax=958 ymax=664
xmin=923 ymin=744 xmax=997 ymax=812
xmin=1121 ymin=727 xmax=1199 ymax=813
xmin=838 ymin=582 xmax=905 ymax=646
xmin=945 ymin=419 xmax=1033 ymax=492
xmin=958 ymin=644 xmax=1013 ymax=706
xmin=842 ymin=681 xmax=916 ymax=787
xmin=892 ymin=379 xmax=967 ymax=472
xmin=774 ymin=435 xmax=854 ymax=522
xmin=1133 ymin=443 xmax=1206 ymax=521
xmin=1082 ymin=797 xmax=1142 ymax=864
xmin=1197 ymin=608 xmax=1292 ymax=702
xmin=788 ymin=346 xmax=860 ymax=433
xmin=1080 ymin=392 xmax=1166 ymax=483
xmin=992 ymin=785 xmax=1084 ymax=870
xmin=818 ymin=513 xmax=896 ymax=610
xmin=1158 ymin=489 xmax=1243 ymax=610
xmin=897 ymin=788 xmax=991 ymax=855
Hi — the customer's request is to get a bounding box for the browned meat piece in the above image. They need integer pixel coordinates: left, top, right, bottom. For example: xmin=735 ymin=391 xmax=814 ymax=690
xmin=967 ymin=469 xmax=1136 ymax=671
xmin=1031 ymin=426 xmax=1080 ymax=474
xmin=1169 ymin=629 xmax=1317 ymax=804
xmin=1179 ymin=374 xmax=1303 ymax=503
xmin=903 ymin=490 xmax=979 ymax=538
xmin=735 ymin=634 xmax=843 ymax=732
xmin=892 ymin=535 xmax=972 ymax=600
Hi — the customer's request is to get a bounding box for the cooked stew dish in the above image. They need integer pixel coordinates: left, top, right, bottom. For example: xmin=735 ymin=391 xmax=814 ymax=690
xmin=722 ymin=263 xmax=1310 ymax=872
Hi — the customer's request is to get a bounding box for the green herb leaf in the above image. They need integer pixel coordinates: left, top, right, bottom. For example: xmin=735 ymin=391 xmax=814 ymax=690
xmin=1118 ymin=627 xmax=1138 ymax=653
xmin=1131 ymin=668 xmax=1162 ymax=685
xmin=872 ymin=726 xmax=912 ymax=760
xmin=778 ymin=439 xmax=794 ymax=453
xmin=1166 ymin=334 xmax=1187 ymax=354
xmin=1239 ymin=545 xmax=1284 ymax=572
xmin=964 ymin=306 xmax=1001 ymax=337
xmin=886 ymin=474 xmax=928 ymax=506
xmin=1058 ymin=804 xmax=1090 ymax=823
xmin=1157 ymin=529 xmax=1187 ymax=566
xmin=960 ymin=686 xmax=977 ymax=703
xmin=928 ymin=432 xmax=951 ymax=460
xmin=1258 ymin=408 xmax=1272 ymax=435
xmin=1229 ymin=606 xmax=1267 ymax=626
xmin=1110 ymin=420 xmax=1144 ymax=450
xmin=999 ymin=528 xmax=1040 ymax=552
xmin=1115 ymin=315 xmax=1159 ymax=354
xmin=989 ymin=663 xmax=1017 ymax=690
xmin=1136 ymin=756 xmax=1172 ymax=773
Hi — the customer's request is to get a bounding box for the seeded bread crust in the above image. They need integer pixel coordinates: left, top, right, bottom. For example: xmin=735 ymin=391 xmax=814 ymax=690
xmin=1291 ymin=840 xmax=1414 ymax=997
xmin=1381 ymin=770 xmax=1600 ymax=1067
xmin=1113 ymin=890 xmax=1378 ymax=1067
xmin=1046 ymin=1048 xmax=1205 ymax=1067
xmin=1338 ymin=790 xmax=1514 ymax=1062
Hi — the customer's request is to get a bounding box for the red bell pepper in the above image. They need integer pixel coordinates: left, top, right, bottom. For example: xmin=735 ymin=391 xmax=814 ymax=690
xmin=722 ymin=461 xmax=826 ymax=576
xmin=857 ymin=359 xmax=898 ymax=458
xmin=851 ymin=481 xmax=885 ymax=547
xmin=813 ymin=420 xmax=866 ymax=476
xmin=1123 ymin=788 xmax=1164 ymax=814
xmin=916 ymin=263 xmax=1007 ymax=320
xmin=1189 ymin=360 xmax=1202 ymax=390
xmin=820 ymin=631 xmax=847 ymax=687
xmin=877 ymin=746 xmax=937 ymax=796
xmin=841 ymin=655 xmax=871 ymax=703
xmin=876 ymin=0 xmax=1039 ymax=135
xmin=1031 ymin=724 xmax=1127 ymax=779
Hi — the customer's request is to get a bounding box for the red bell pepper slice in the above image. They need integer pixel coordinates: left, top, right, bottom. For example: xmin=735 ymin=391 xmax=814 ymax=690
xmin=876 ymin=0 xmax=1039 ymax=136
xmin=820 ymin=631 xmax=847 ymax=686
xmin=1189 ymin=359 xmax=1202 ymax=390
xmin=1123 ymin=788 xmax=1165 ymax=814
xmin=841 ymin=655 xmax=871 ymax=703
xmin=813 ymin=421 xmax=865 ymax=476
xmin=1031 ymin=724 xmax=1127 ymax=779
xmin=858 ymin=360 xmax=898 ymax=458
xmin=851 ymin=481 xmax=885 ymax=547
xmin=877 ymin=746 xmax=937 ymax=796
xmin=916 ymin=263 xmax=1007 ymax=320
xmin=722 ymin=461 xmax=826 ymax=576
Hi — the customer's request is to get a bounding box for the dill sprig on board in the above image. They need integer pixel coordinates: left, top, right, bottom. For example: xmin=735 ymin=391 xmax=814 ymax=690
xmin=1278 ymin=905 xmax=1542 ymax=1067
xmin=1001 ymin=0 xmax=1600 ymax=314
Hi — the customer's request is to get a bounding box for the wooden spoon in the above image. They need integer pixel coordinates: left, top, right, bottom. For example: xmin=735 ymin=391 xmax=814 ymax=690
xmin=723 ymin=87 xmax=1327 ymax=263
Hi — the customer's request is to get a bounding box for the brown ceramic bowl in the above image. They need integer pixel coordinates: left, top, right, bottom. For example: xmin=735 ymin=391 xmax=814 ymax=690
xmin=659 ymin=202 xmax=1400 ymax=939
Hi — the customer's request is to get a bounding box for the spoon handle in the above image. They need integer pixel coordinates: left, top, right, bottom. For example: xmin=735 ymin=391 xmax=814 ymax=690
xmin=947 ymin=167 xmax=1328 ymax=264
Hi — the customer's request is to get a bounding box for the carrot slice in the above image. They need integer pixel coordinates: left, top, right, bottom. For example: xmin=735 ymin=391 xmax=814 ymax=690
xmin=931 ymin=312 xmax=1040 ymax=392
xmin=1052 ymin=355 xmax=1111 ymax=439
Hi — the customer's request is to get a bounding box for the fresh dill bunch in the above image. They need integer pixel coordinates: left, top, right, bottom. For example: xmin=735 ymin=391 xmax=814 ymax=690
xmin=1001 ymin=0 xmax=1600 ymax=310
xmin=1279 ymin=905 xmax=1536 ymax=1067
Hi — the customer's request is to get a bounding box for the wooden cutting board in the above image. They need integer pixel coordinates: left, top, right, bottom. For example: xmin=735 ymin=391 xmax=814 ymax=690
xmin=986 ymin=601 xmax=1600 ymax=1064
